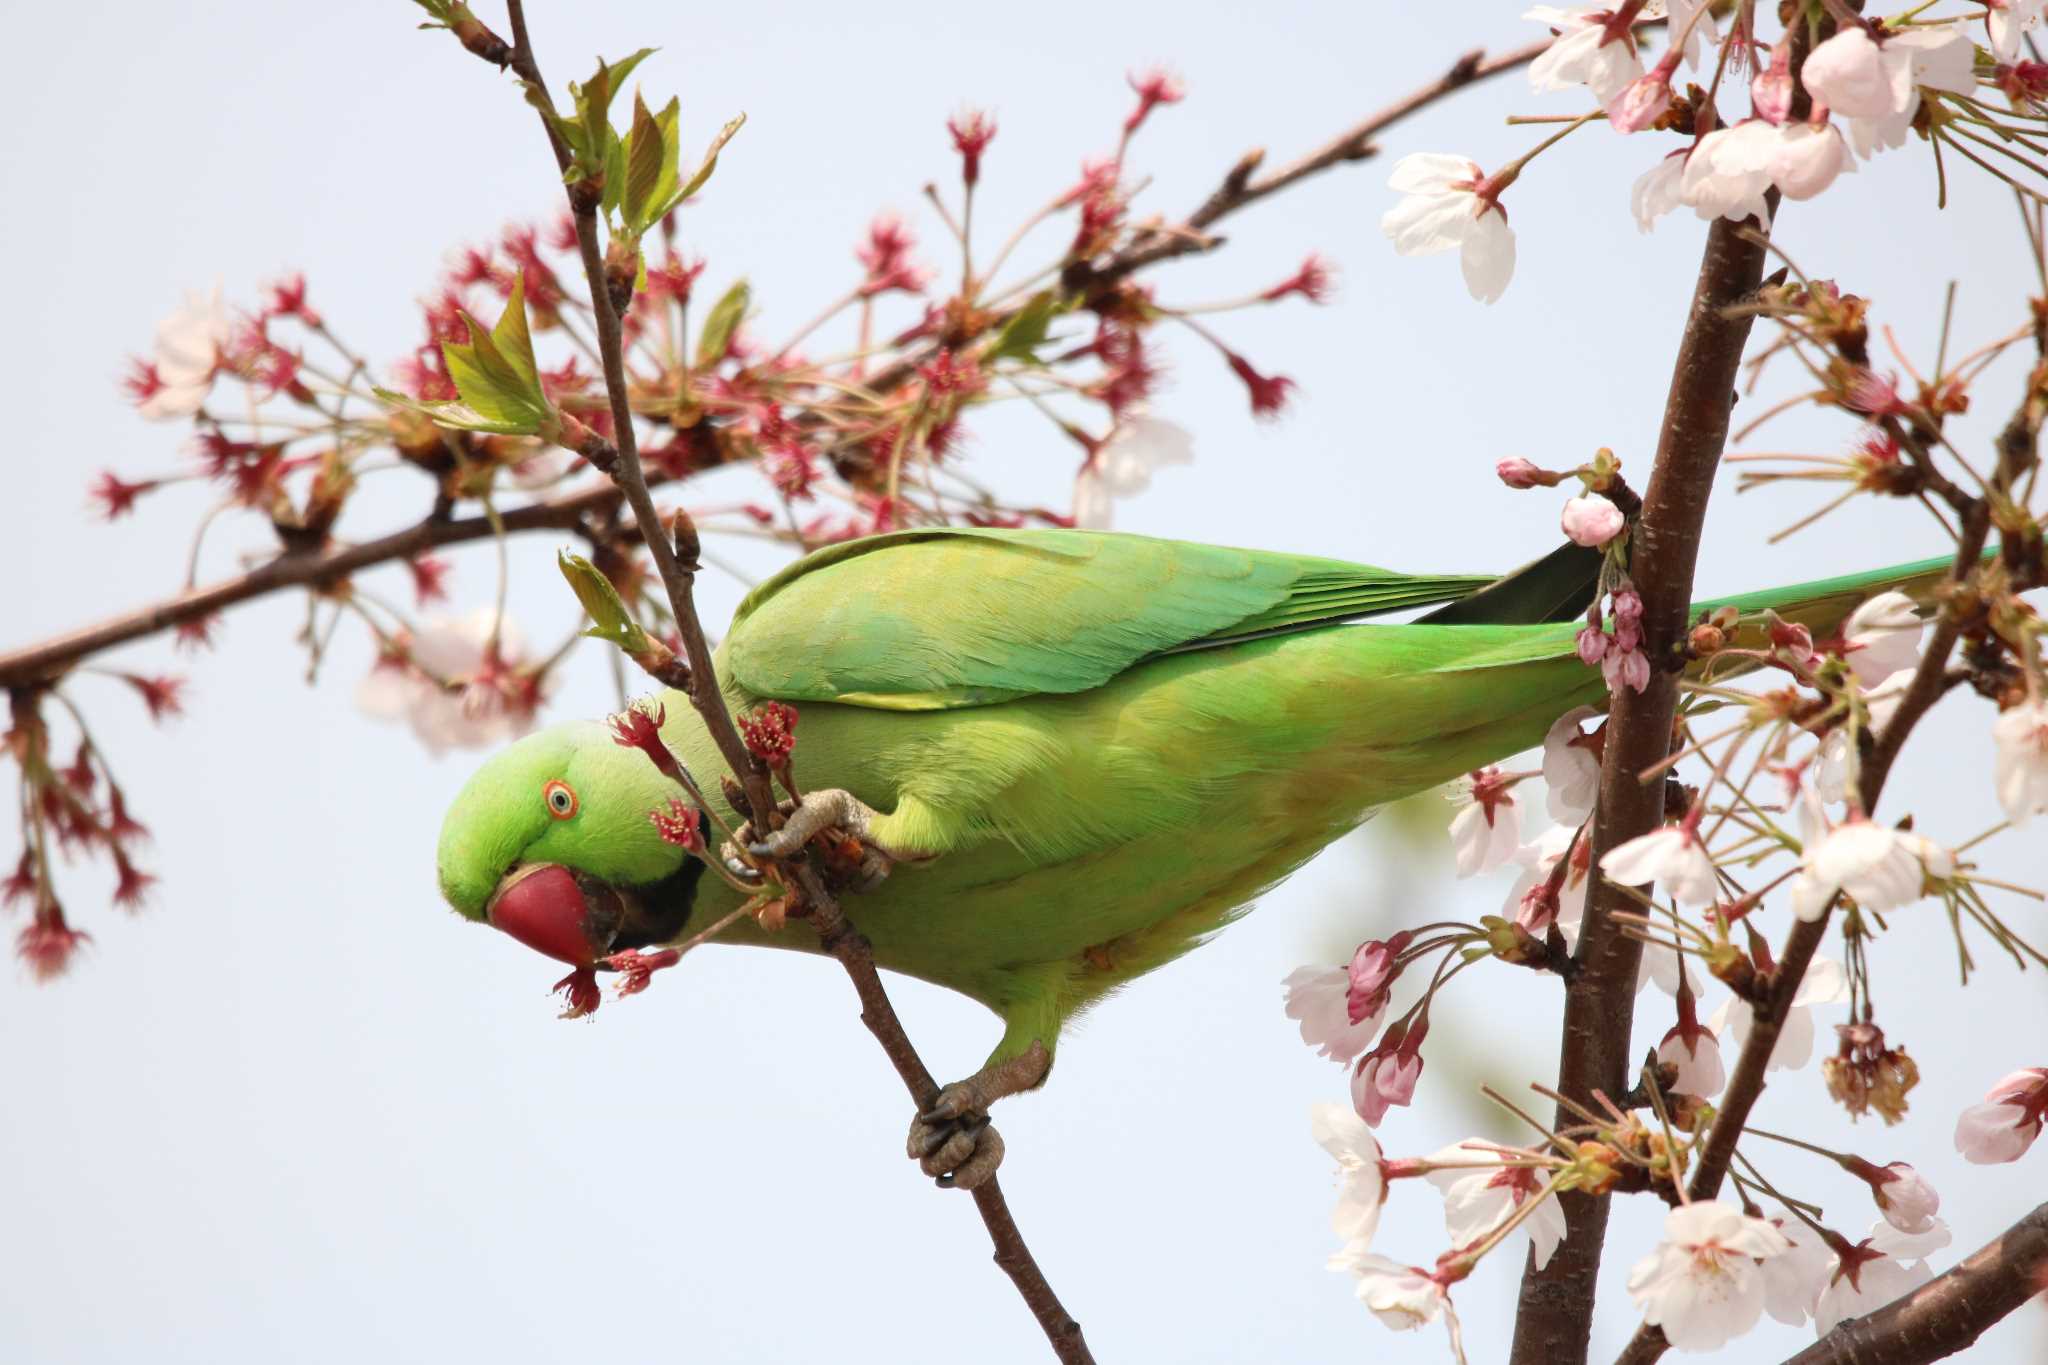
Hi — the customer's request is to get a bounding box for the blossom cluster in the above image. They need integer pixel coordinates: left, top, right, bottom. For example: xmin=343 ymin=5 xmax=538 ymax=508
xmin=1384 ymin=5 xmax=2048 ymax=303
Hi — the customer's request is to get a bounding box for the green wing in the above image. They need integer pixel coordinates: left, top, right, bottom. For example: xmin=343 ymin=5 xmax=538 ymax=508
xmin=722 ymin=528 xmax=1498 ymax=710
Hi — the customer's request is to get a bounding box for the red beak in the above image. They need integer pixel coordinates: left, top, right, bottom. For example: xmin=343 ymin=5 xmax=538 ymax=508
xmin=486 ymin=863 xmax=600 ymax=966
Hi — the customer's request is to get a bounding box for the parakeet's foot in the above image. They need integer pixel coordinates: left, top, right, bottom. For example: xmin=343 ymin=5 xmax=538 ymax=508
xmin=721 ymin=789 xmax=918 ymax=892
xmin=906 ymin=1042 xmax=1051 ymax=1190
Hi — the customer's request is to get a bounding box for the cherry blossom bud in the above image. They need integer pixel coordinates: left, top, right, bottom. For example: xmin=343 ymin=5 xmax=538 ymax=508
xmin=1576 ymin=623 xmax=1610 ymax=665
xmin=1496 ymin=457 xmax=1563 ymax=489
xmin=1608 ymin=46 xmax=1680 ymax=134
xmin=1954 ymin=1067 xmax=2048 ymax=1163
xmin=946 ymin=108 xmax=997 ymax=188
xmin=1751 ymin=39 xmax=1795 ymax=125
xmin=1865 ymin=1162 xmax=1941 ymax=1235
xmin=1346 ymin=930 xmax=1413 ymax=1025
xmin=1560 ymin=493 xmax=1625 ymax=547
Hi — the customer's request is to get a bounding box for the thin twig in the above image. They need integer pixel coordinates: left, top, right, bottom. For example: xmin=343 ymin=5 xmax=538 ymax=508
xmin=495 ymin=6 xmax=1093 ymax=1359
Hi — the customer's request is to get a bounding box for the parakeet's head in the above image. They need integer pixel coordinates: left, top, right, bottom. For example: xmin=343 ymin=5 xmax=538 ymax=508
xmin=436 ymin=720 xmax=706 ymax=967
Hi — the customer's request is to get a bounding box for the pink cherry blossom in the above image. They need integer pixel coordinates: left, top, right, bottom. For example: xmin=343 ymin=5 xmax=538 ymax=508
xmin=1347 ymin=931 xmax=1412 ymax=1024
xmin=1353 ymin=1026 xmax=1426 ymax=1127
xmin=1803 ymin=27 xmax=1976 ymax=158
xmin=1954 ymin=1067 xmax=2048 ymax=1163
xmin=1680 ymin=121 xmax=1777 ymax=224
xmin=1282 ymin=966 xmax=1380 ymax=1064
xmin=1626 ymin=1202 xmax=1791 ymax=1351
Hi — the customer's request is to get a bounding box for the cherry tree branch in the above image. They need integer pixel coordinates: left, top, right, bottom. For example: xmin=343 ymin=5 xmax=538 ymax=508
xmin=493 ymin=5 xmax=1094 ymax=1360
xmin=1508 ymin=212 xmax=1781 ymax=1365
xmin=1088 ymin=36 xmax=1554 ymax=284
xmin=1780 ymin=1201 xmax=2048 ymax=1365
xmin=0 ymin=485 xmax=626 ymax=691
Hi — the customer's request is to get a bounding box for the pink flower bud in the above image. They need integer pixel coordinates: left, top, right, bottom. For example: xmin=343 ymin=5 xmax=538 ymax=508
xmin=1752 ymin=39 xmax=1795 ymax=125
xmin=1576 ymin=624 xmax=1610 ymax=665
xmin=1496 ymin=457 xmax=1552 ymax=489
xmin=1561 ymin=493 xmax=1626 ymax=548
xmin=1870 ymin=1162 xmax=1941 ymax=1234
xmin=1607 ymin=72 xmax=1673 ymax=134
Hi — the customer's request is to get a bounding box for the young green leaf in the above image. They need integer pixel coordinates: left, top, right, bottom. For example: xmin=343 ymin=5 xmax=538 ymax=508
xmin=984 ymin=290 xmax=1074 ymax=365
xmin=556 ymin=47 xmax=656 ymax=183
xmin=660 ymin=113 xmax=746 ymax=220
xmin=557 ymin=551 xmax=654 ymax=654
xmin=621 ymin=92 xmax=680 ymax=233
xmin=695 ymin=279 xmax=751 ymax=368
xmin=372 ymin=275 xmax=555 ymax=436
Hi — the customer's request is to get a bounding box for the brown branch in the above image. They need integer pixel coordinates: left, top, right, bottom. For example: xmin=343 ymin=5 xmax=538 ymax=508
xmin=1092 ymin=36 xmax=1554 ymax=283
xmin=1508 ymin=213 xmax=1779 ymax=1365
xmin=0 ymin=484 xmax=625 ymax=690
xmin=1780 ymin=1201 xmax=2048 ymax=1365
xmin=494 ymin=7 xmax=1093 ymax=1361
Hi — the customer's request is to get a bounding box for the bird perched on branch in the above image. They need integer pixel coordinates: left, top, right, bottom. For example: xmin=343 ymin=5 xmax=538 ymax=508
xmin=436 ymin=528 xmax=1952 ymax=1188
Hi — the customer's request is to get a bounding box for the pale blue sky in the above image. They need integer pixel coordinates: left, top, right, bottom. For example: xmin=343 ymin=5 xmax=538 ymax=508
xmin=3 ymin=3 xmax=2045 ymax=1362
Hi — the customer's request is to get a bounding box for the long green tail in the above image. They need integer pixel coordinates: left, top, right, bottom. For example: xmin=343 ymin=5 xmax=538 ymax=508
xmin=1696 ymin=551 xmax=1962 ymax=628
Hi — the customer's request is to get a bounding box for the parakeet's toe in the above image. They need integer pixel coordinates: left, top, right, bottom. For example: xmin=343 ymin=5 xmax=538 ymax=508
xmin=907 ymin=1109 xmax=1002 ymax=1188
xmin=937 ymin=1126 xmax=1004 ymax=1190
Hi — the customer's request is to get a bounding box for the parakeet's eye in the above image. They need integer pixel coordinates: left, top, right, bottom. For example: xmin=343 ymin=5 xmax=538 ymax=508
xmin=543 ymin=780 xmax=578 ymax=820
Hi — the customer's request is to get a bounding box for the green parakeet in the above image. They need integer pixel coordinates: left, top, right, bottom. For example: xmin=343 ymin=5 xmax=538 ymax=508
xmin=435 ymin=528 xmax=1951 ymax=1185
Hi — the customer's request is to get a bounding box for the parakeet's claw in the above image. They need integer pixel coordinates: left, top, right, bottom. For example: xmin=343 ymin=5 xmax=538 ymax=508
xmin=903 ymin=1043 xmax=1050 ymax=1191
xmin=721 ymin=789 xmax=920 ymax=890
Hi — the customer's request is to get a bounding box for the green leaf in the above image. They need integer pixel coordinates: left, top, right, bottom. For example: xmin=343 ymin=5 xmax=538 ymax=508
xmin=984 ymin=290 xmax=1073 ymax=365
xmin=557 ymin=551 xmax=654 ymax=654
xmin=562 ymin=48 xmax=654 ymax=181
xmin=694 ymin=279 xmax=750 ymax=367
xmin=656 ymin=113 xmax=745 ymax=221
xmin=622 ymin=92 xmax=673 ymax=232
xmin=386 ymin=275 xmax=554 ymax=436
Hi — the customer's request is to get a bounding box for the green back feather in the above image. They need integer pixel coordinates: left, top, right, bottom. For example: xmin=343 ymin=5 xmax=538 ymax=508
xmin=723 ymin=528 xmax=1494 ymax=710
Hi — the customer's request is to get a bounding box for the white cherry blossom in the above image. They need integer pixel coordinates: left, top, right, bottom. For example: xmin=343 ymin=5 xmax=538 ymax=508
xmin=1449 ymin=768 xmax=1521 ymax=877
xmin=1658 ymin=1024 xmax=1725 ymax=1097
xmin=1543 ymin=706 xmax=1603 ymax=823
xmin=1680 ymin=122 xmax=1778 ymax=225
xmin=1815 ymin=1220 xmax=1951 ymax=1336
xmin=1527 ymin=6 xmax=1646 ymax=104
xmin=1709 ymin=956 xmax=1850 ymax=1072
xmin=139 ymin=284 xmax=230 ymax=420
xmin=1986 ymin=0 xmax=2045 ymax=64
xmin=1072 ymin=412 xmax=1193 ymax=529
xmin=1601 ymin=820 xmax=1718 ymax=907
xmin=1627 ymin=1202 xmax=1791 ymax=1351
xmin=1992 ymin=700 xmax=2048 ymax=826
xmin=355 ymin=608 xmax=543 ymax=756
xmin=1762 ymin=1219 xmax=1834 ymax=1327
xmin=1632 ymin=150 xmax=1688 ymax=232
xmin=1788 ymin=814 xmax=1950 ymax=922
xmin=1871 ymin=1162 xmax=1941 ymax=1235
xmin=1802 ymin=26 xmax=1975 ymax=159
xmin=1843 ymin=592 xmax=1925 ymax=685
xmin=1424 ymin=1140 xmax=1567 ymax=1270
xmin=1327 ymin=1247 xmax=1466 ymax=1361
xmin=1381 ymin=153 xmax=1517 ymax=304
xmin=1312 ymin=1103 xmax=1389 ymax=1244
